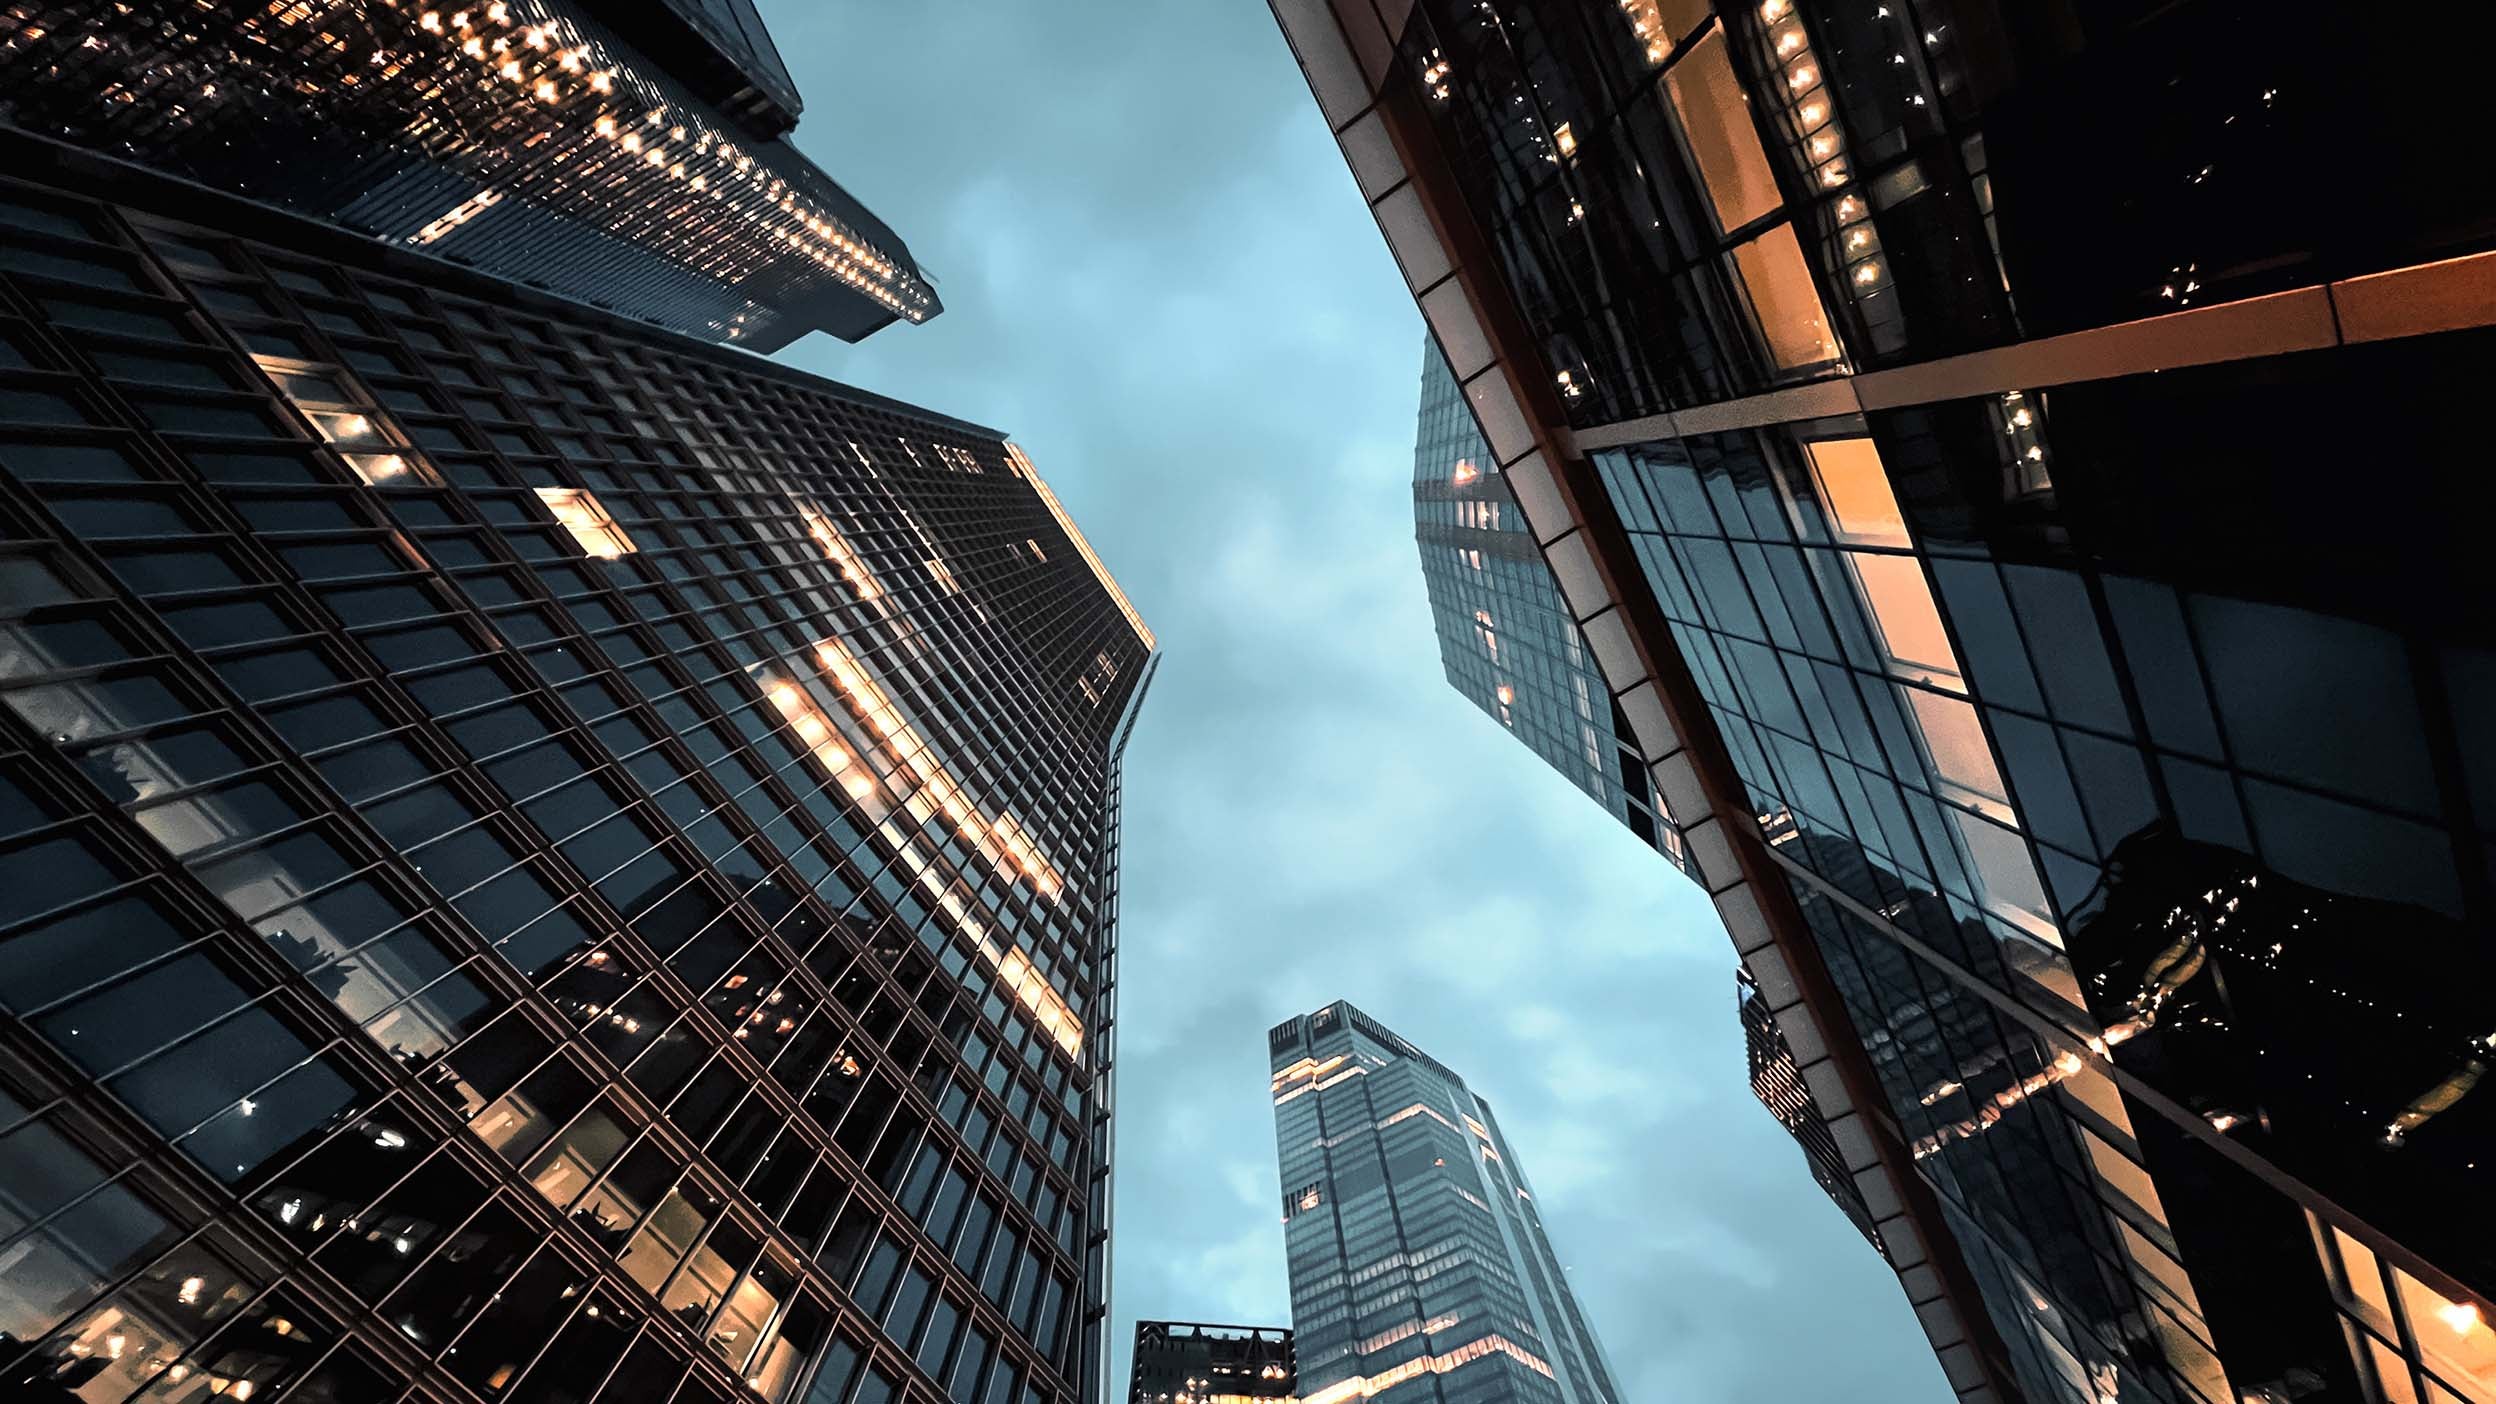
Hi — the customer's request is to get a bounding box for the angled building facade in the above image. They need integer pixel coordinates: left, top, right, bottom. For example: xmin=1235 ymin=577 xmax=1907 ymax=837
xmin=1737 ymin=962 xmax=1882 ymax=1257
xmin=1269 ymin=1001 xmax=1620 ymax=1404
xmin=0 ymin=0 xmax=936 ymax=348
xmin=1127 ymin=1322 xmax=1296 ymax=1404
xmin=1271 ymin=3 xmax=2496 ymax=1404
xmin=1411 ymin=338 xmax=1672 ymax=867
xmin=0 ymin=120 xmax=1147 ymax=1404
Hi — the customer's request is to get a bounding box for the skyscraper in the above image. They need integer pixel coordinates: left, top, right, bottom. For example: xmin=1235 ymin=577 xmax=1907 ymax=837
xmin=1269 ymin=1001 xmax=1620 ymax=1404
xmin=1127 ymin=1322 xmax=1296 ymax=1404
xmin=0 ymin=109 xmax=1147 ymax=1404
xmin=1737 ymin=961 xmax=1883 ymax=1257
xmin=1269 ymin=3 xmax=2496 ymax=1403
xmin=1410 ymin=338 xmax=1670 ymax=866
xmin=0 ymin=0 xmax=937 ymax=348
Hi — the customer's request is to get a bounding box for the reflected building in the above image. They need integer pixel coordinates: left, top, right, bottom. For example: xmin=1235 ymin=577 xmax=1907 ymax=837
xmin=0 ymin=91 xmax=1151 ymax=1404
xmin=1269 ymin=1001 xmax=1621 ymax=1404
xmin=1410 ymin=338 xmax=1673 ymax=868
xmin=1737 ymin=961 xmax=1882 ymax=1257
xmin=1269 ymin=3 xmax=2496 ymax=1404
xmin=0 ymin=0 xmax=937 ymax=349
xmin=1127 ymin=1322 xmax=1296 ymax=1404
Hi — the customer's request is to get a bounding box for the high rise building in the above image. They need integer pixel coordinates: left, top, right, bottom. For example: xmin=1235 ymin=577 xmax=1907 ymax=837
xmin=0 ymin=0 xmax=937 ymax=349
xmin=1410 ymin=338 xmax=1670 ymax=865
xmin=1737 ymin=961 xmax=1883 ymax=1257
xmin=1269 ymin=4 xmax=2496 ymax=1404
xmin=1268 ymin=1001 xmax=1620 ymax=1404
xmin=0 ymin=113 xmax=1150 ymax=1404
xmin=1127 ymin=1322 xmax=1296 ymax=1404
xmin=1422 ymin=331 xmax=1877 ymax=1228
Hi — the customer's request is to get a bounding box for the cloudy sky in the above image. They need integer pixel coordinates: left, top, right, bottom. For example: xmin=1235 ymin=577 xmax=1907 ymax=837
xmin=757 ymin=5 xmax=1946 ymax=1400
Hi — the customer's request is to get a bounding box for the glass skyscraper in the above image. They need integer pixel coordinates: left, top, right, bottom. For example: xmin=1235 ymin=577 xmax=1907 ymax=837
xmin=1271 ymin=3 xmax=2496 ymax=1403
xmin=1410 ymin=338 xmax=1669 ymax=866
xmin=1419 ymin=332 xmax=1869 ymax=1241
xmin=0 ymin=49 xmax=1149 ymax=1404
xmin=0 ymin=0 xmax=937 ymax=348
xmin=1268 ymin=1001 xmax=1620 ymax=1404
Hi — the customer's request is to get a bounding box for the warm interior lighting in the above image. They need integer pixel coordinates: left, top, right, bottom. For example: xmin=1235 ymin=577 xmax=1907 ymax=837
xmin=1665 ymin=26 xmax=1783 ymax=234
xmin=812 ymin=635 xmax=1064 ymax=900
xmin=1817 ymin=434 xmax=1906 ymax=544
xmin=412 ymin=187 xmax=502 ymax=245
xmin=1004 ymin=443 xmax=1154 ymax=650
xmin=1296 ymin=1335 xmax=1556 ymax=1404
xmin=761 ymin=679 xmax=858 ymax=783
xmin=1450 ymin=459 xmax=1481 ymax=486
xmin=796 ymin=505 xmax=882 ymax=599
xmin=534 ymin=487 xmax=635 ymax=560
xmin=1552 ymin=121 xmax=1576 ymax=157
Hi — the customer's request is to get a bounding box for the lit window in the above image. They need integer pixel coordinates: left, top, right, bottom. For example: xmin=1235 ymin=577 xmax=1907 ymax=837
xmin=1732 ymin=222 xmax=1841 ymax=369
xmin=1855 ymin=554 xmax=1960 ymax=686
xmin=925 ymin=555 xmax=959 ymax=594
xmin=797 ymin=504 xmax=882 ymax=598
xmin=534 ymin=487 xmax=634 ymax=559
xmin=1026 ymin=537 xmax=1047 ymax=562
xmin=413 ymin=187 xmax=503 ymax=245
xmin=1552 ymin=122 xmax=1577 ymax=158
xmin=1804 ymin=437 xmax=1912 ymax=548
xmin=254 ymin=354 xmax=433 ymax=486
xmin=814 ymin=635 xmax=1064 ymax=901
xmin=1451 ymin=459 xmax=1481 ymax=486
xmin=760 ymin=677 xmax=865 ymax=795
xmin=1665 ymin=25 xmax=1783 ymax=234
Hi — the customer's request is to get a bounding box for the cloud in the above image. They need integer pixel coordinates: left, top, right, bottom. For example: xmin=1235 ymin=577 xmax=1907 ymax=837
xmin=755 ymin=4 xmax=1953 ymax=1401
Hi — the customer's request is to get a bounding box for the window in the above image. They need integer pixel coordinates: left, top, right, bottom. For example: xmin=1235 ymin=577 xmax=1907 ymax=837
xmin=1804 ymin=437 xmax=1911 ymax=549
xmin=1665 ymin=26 xmax=1784 ymax=234
xmin=534 ymin=487 xmax=635 ymax=559
xmin=1732 ymin=224 xmax=1841 ymax=370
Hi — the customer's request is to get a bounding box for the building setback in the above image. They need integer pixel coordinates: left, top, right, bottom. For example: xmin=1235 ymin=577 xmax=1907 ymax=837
xmin=1127 ymin=1322 xmax=1296 ymax=1404
xmin=1270 ymin=1001 xmax=1621 ymax=1404
xmin=0 ymin=119 xmax=1151 ymax=1404
xmin=0 ymin=0 xmax=938 ymax=349
xmin=1269 ymin=3 xmax=2496 ymax=1404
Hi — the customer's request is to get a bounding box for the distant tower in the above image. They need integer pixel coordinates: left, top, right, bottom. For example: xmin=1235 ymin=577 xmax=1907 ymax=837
xmin=1269 ymin=1002 xmax=1621 ymax=1404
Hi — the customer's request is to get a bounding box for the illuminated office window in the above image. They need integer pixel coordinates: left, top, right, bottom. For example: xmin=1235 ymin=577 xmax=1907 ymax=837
xmin=534 ymin=487 xmax=635 ymax=560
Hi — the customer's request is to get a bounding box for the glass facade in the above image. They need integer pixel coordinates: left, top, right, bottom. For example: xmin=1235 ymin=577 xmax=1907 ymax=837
xmin=0 ymin=134 xmax=1150 ymax=1404
xmin=1126 ymin=1322 xmax=1295 ymax=1404
xmin=1735 ymin=962 xmax=1881 ymax=1257
xmin=1270 ymin=1 xmax=2496 ymax=1402
xmin=1408 ymin=338 xmax=1673 ymax=869
xmin=0 ymin=0 xmax=937 ymax=349
xmin=1268 ymin=1002 xmax=1621 ymax=1404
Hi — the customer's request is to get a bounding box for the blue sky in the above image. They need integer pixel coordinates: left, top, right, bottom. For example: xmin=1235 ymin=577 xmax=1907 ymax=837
xmin=759 ymin=5 xmax=1949 ymax=1400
